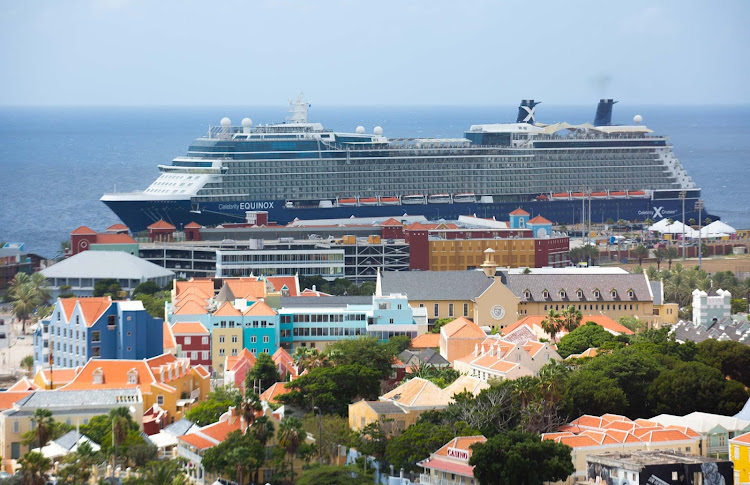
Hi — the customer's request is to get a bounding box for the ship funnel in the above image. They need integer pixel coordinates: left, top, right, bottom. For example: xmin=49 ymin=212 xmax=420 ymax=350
xmin=516 ymin=100 xmax=541 ymax=124
xmin=594 ymin=99 xmax=617 ymax=126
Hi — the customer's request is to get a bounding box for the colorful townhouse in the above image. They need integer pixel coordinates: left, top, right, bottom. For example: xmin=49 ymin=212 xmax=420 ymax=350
xmin=57 ymin=353 xmax=210 ymax=427
xmin=730 ymin=431 xmax=750 ymax=485
xmin=33 ymin=296 xmax=164 ymax=373
xmin=171 ymin=322 xmax=212 ymax=370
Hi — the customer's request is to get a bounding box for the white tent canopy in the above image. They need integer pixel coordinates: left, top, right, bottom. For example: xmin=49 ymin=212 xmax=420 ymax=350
xmin=648 ymin=219 xmax=671 ymax=232
xmin=701 ymin=220 xmax=736 ymax=237
xmin=654 ymin=220 xmax=698 ymax=237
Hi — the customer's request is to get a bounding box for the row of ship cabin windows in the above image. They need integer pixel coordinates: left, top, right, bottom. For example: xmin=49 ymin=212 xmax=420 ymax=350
xmin=419 ymin=303 xmax=470 ymax=318
xmin=525 ymin=289 xmax=635 ymax=300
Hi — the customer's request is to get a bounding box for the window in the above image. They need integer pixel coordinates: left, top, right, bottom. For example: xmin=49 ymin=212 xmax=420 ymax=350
xmin=611 ymin=289 xmax=618 ymax=298
xmin=433 ymin=303 xmax=439 ymax=317
xmin=92 ymin=346 xmax=101 ymax=357
xmin=232 ymin=348 xmax=238 ymax=356
xmin=419 ymin=303 xmax=425 ymax=308
xmin=542 ymin=290 xmax=549 ymax=299
xmin=559 ymin=290 xmax=566 ymax=299
xmin=202 ymin=337 xmax=208 ymax=345
xmin=157 ymin=395 xmax=164 ymax=405
xmin=524 ymin=290 xmax=531 ymax=299
xmin=251 ymin=336 xmax=257 ymax=343
xmin=202 ymin=351 xmax=208 ymax=360
xmin=92 ymin=331 xmax=100 ymax=343
xmin=76 ymin=316 xmax=80 ymax=325
xmin=107 ymin=315 xmax=116 ymax=327
xmin=263 ymin=336 xmax=269 ymax=343
xmin=263 ymin=348 xmax=269 ymax=354
xmin=389 ymin=318 xmax=394 ymax=324
xmin=126 ymin=331 xmax=131 ymax=337
xmin=463 ymin=303 xmax=469 ymax=317
xmin=594 ymin=290 xmax=600 ymax=298
xmin=448 ymin=304 xmax=454 ymax=317
xmin=628 ymin=289 xmax=634 ymax=298
xmin=219 ymin=349 xmax=225 ymax=356
xmin=128 ymin=370 xmax=138 ymax=384
xmin=12 ymin=421 xmax=19 ymax=433
xmin=219 ymin=335 xmax=225 ymax=343
xmin=93 ymin=369 xmax=103 ymax=384
xmin=576 ymin=289 xmax=583 ymax=299
xmin=184 ymin=337 xmax=191 ymax=345
xmin=231 ymin=335 xmax=238 ymax=343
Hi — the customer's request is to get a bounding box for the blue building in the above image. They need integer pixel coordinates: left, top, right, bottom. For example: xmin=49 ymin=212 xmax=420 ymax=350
xmin=34 ymin=297 xmax=164 ymax=372
xmin=277 ymin=293 xmax=428 ymax=352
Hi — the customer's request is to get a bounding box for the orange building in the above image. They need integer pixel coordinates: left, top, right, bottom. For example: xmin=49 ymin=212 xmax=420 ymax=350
xmin=438 ymin=317 xmax=487 ymax=364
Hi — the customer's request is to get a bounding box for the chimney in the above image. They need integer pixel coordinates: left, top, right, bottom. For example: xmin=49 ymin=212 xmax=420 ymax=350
xmin=594 ymin=99 xmax=617 ymax=126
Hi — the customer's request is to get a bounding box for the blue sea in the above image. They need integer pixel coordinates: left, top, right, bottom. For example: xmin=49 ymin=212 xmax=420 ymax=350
xmin=1 ymin=105 xmax=749 ymax=258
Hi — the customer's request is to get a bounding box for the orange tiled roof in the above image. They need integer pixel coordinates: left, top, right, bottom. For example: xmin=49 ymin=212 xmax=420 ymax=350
xmin=60 ymin=359 xmax=157 ymax=392
xmin=163 ymin=322 xmax=176 ymax=350
xmin=7 ymin=378 xmax=39 ymax=392
xmin=571 ymin=415 xmax=605 ymax=429
xmin=243 ymin=300 xmax=277 ymax=317
xmin=260 ymin=382 xmax=291 ymax=403
xmin=410 ymin=333 xmax=440 ymax=349
xmin=146 ymin=353 xmax=179 ymax=368
xmin=75 ymin=297 xmax=113 ymax=327
xmin=194 ymin=366 xmax=210 ymax=377
xmin=299 ymin=288 xmax=332 ymax=297
xmin=601 ymin=413 xmax=631 ymax=424
xmin=602 ymin=420 xmax=637 ymax=432
xmin=503 ymin=314 xmax=634 ymax=337
xmin=441 ymin=317 xmax=486 ymax=339
xmin=148 ymin=220 xmax=176 ymax=230
xmin=266 ymin=276 xmax=299 ymax=296
xmin=639 ymin=429 xmax=692 ymax=443
xmin=106 ymin=223 xmax=129 ymax=231
xmin=225 ymin=279 xmax=266 ymax=300
xmin=434 ymin=436 xmax=486 ymax=456
xmin=184 ymin=222 xmax=202 ymax=229
xmin=71 ymin=226 xmax=97 ymax=235
xmin=509 ymin=208 xmax=530 ymax=216
xmin=521 ymin=340 xmax=545 ymax=357
xmin=550 ymin=434 xmax=601 ymax=448
xmin=731 ymin=431 xmax=750 ymax=444
xmin=171 ymin=321 xmax=209 ymax=335
xmin=173 ymin=300 xmax=208 ymax=315
xmin=527 ymin=215 xmax=552 ymax=224
xmin=213 ymin=301 xmax=242 ymax=317
xmin=226 ymin=348 xmax=256 ymax=372
xmin=174 ymin=293 xmax=209 ymax=308
xmin=0 ymin=392 xmax=33 ymax=410
xmin=178 ymin=433 xmax=216 ymax=450
xmin=664 ymin=425 xmax=701 ymax=438
xmin=37 ymin=368 xmax=79 ymax=386
xmin=381 ymin=218 xmax=403 ymax=227
xmin=95 ymin=234 xmax=137 ymax=244
xmin=199 ymin=414 xmax=242 ymax=442
xmin=174 ymin=279 xmax=214 ymax=299
xmin=272 ymin=347 xmax=294 ymax=366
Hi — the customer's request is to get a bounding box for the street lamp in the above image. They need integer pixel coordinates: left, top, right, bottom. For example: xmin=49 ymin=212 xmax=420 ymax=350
xmin=313 ymin=405 xmax=323 ymax=466
xmin=679 ymin=190 xmax=686 ymax=260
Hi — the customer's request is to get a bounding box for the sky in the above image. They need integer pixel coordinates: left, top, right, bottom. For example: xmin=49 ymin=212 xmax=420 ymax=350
xmin=1 ymin=0 xmax=748 ymax=106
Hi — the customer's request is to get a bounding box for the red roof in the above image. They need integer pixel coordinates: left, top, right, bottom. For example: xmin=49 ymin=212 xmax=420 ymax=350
xmin=260 ymin=382 xmax=291 ymax=403
xmin=147 ymin=220 xmax=176 ymax=230
xmin=106 ymin=224 xmax=129 ymax=231
xmin=380 ymin=218 xmax=403 ymax=227
xmin=731 ymin=431 xmax=750 ymax=445
xmin=509 ymin=208 xmax=530 ymax=216
xmin=71 ymin=226 xmax=97 ymax=235
xmin=420 ymin=458 xmax=475 ymax=477
xmin=184 ymin=221 xmax=202 ymax=229
xmin=171 ymin=321 xmax=209 ymax=335
xmin=410 ymin=333 xmax=440 ymax=349
xmin=527 ymin=215 xmax=552 ymax=224
xmin=95 ymin=234 xmax=137 ymax=244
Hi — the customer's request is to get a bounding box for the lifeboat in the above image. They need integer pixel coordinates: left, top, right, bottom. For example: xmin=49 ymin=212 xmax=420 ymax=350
xmin=551 ymin=192 xmax=571 ymax=200
xmin=338 ymin=198 xmax=357 ymax=207
xmin=571 ymin=192 xmax=585 ymax=199
xmin=628 ymin=190 xmax=647 ymax=198
xmin=535 ymin=194 xmax=549 ymax=201
xmin=359 ymin=197 xmax=379 ymax=206
xmin=610 ymin=191 xmax=627 ymax=199
xmin=402 ymin=194 xmax=426 ymax=205
xmin=591 ymin=191 xmax=608 ymax=199
xmin=380 ymin=196 xmax=400 ymax=205
xmin=453 ymin=193 xmax=476 ymax=203
xmin=428 ymin=193 xmax=452 ymax=204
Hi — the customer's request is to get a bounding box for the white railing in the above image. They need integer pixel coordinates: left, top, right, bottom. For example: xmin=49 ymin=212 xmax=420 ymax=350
xmin=191 ymin=388 xmax=201 ymax=400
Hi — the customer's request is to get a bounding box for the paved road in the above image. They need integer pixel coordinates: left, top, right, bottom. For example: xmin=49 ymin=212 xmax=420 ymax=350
xmin=0 ymin=310 xmax=36 ymax=381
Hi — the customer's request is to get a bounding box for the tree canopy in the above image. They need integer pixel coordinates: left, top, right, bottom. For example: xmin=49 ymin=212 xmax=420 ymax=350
xmin=556 ymin=322 xmax=621 ymax=358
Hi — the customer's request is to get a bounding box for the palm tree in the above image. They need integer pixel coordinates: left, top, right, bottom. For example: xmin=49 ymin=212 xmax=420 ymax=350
xmin=250 ymin=416 xmax=276 ymax=484
xmin=235 ymin=388 xmax=262 ymax=431
xmin=279 ymin=416 xmax=305 ymax=484
xmin=109 ymin=408 xmax=132 ymax=474
xmin=633 ymin=244 xmax=649 ymax=266
xmin=139 ymin=460 xmax=188 ymax=485
xmin=560 ymin=305 xmax=582 ymax=333
xmin=30 ymin=408 xmax=54 ymax=449
xmin=19 ymin=451 xmax=51 ymax=485
xmin=654 ymin=247 xmax=667 ymax=271
xmin=10 ymin=283 xmax=41 ymax=334
xmin=8 ymin=272 xmax=31 ymax=297
xmin=665 ymin=246 xmax=679 ymax=270
xmin=58 ymin=441 xmax=98 ymax=484
xmin=541 ymin=309 xmax=562 ymax=343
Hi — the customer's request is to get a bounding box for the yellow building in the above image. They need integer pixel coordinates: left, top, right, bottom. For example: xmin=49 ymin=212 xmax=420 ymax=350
xmin=58 ymin=353 xmax=210 ymax=426
xmin=429 ymin=237 xmax=543 ymax=270
xmin=210 ymin=301 xmax=245 ymax=375
xmin=730 ymin=432 xmax=750 ymax=485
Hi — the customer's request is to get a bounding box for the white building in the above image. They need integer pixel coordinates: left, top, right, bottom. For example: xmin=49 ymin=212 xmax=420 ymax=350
xmin=692 ymin=288 xmax=732 ymax=328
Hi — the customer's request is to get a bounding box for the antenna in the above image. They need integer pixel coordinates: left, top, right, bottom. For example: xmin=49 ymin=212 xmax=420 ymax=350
xmin=286 ymin=92 xmax=309 ymax=124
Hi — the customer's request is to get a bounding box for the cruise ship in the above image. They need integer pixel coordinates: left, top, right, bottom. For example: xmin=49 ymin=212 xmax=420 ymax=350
xmin=101 ymin=95 xmax=716 ymax=232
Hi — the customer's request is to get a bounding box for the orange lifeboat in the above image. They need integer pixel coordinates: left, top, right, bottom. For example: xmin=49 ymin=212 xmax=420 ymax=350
xmin=338 ymin=198 xmax=357 ymax=206
xmin=571 ymin=192 xmax=585 ymax=199
xmin=359 ymin=197 xmax=379 ymax=206
xmin=628 ymin=190 xmax=647 ymax=198
xmin=380 ymin=196 xmax=400 ymax=205
xmin=591 ymin=191 xmax=608 ymax=198
xmin=551 ymin=192 xmax=570 ymax=200
xmin=610 ymin=191 xmax=627 ymax=198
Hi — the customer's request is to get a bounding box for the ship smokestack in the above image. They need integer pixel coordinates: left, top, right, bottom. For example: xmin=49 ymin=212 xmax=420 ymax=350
xmin=594 ymin=99 xmax=617 ymax=126
xmin=516 ymin=99 xmax=541 ymax=124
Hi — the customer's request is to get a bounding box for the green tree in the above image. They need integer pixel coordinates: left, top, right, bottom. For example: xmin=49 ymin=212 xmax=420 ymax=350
xmin=559 ymin=305 xmax=582 ymax=333
xmin=619 ymin=316 xmax=644 ymax=333
xmin=665 ymin=246 xmax=679 ymax=270
xmin=654 ymin=247 xmax=667 ymax=271
xmin=301 ymin=413 xmax=356 ymax=465
xmin=647 ymin=361 xmax=738 ymax=415
xmin=279 ymin=364 xmax=382 ymax=416
xmin=27 ymin=408 xmax=54 ymax=449
xmin=279 ymin=417 xmax=306 ymax=484
xmin=633 ymin=244 xmax=649 ymax=266
xmin=323 ymin=336 xmax=397 ymax=378
xmin=403 ymin=362 xmax=460 ymax=388
xmin=556 ymin=322 xmax=619 ymax=359
xmin=185 ymin=386 xmax=240 ymax=426
xmin=696 ymin=339 xmax=750 ymax=387
xmin=57 ymin=441 xmax=99 ymax=484
xmin=383 ymin=335 xmax=412 ymax=355
xmin=202 ymin=430 xmax=265 ymax=485
xmin=18 ymin=451 xmax=51 ymax=485
xmin=541 ymin=309 xmax=562 ymax=343
xmin=123 ymin=460 xmax=188 ymax=485
xmin=20 ymin=355 xmax=34 ymax=373
xmin=386 ymin=420 xmax=479 ymax=472
xmin=562 ymin=370 xmax=629 ymax=417
xmin=9 ymin=280 xmax=41 ymax=334
xmin=93 ymin=279 xmax=122 ymax=297
xmin=247 ymin=352 xmax=281 ymax=393
xmin=429 ymin=318 xmax=453 ymax=334
xmin=356 ymin=421 xmax=390 ymax=469
xmin=469 ymin=431 xmax=574 ymax=485
xmin=731 ymin=298 xmax=749 ymax=314
xmin=133 ymin=280 xmax=160 ymax=296
xmin=58 ymin=284 xmax=75 ymax=299
xmin=133 ymin=292 xmax=169 ymax=319
xmin=296 ymin=465 xmax=371 ymax=485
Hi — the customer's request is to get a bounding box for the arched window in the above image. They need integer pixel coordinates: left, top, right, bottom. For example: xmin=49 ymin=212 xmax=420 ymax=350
xmin=593 ymin=289 xmax=600 ymax=299
xmin=628 ymin=289 xmax=635 ymax=298
xmin=542 ymin=290 xmax=549 ymax=299
xmin=559 ymin=290 xmax=566 ymax=299
xmin=576 ymin=289 xmax=583 ymax=299
xmin=93 ymin=368 xmax=104 ymax=385
xmin=127 ymin=369 xmax=138 ymax=385
xmin=611 ymin=289 xmax=618 ymax=299
xmin=524 ymin=290 xmax=531 ymax=299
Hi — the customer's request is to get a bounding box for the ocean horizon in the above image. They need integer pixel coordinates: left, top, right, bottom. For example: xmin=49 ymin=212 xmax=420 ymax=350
xmin=1 ymin=104 xmax=749 ymax=259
